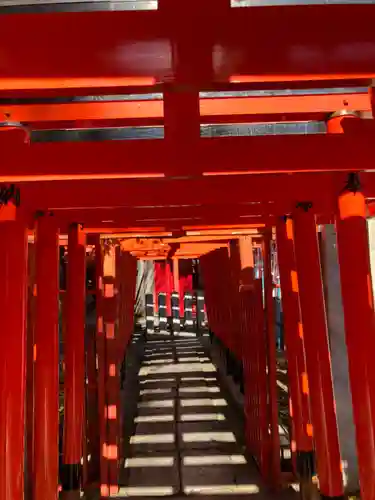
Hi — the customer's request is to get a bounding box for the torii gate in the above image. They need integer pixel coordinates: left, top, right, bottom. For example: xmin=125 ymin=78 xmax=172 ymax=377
xmin=0 ymin=2 xmax=374 ymax=500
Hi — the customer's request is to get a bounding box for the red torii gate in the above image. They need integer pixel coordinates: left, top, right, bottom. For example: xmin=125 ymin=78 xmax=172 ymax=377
xmin=0 ymin=2 xmax=375 ymax=500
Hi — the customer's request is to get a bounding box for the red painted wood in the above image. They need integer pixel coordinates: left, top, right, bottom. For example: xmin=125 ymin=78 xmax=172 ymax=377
xmin=63 ymin=224 xmax=86 ymax=466
xmin=34 ymin=215 xmax=60 ymax=500
xmin=0 ymin=135 xmax=374 ymax=179
xmin=0 ymin=93 xmax=368 ymax=125
xmin=0 ymin=221 xmax=28 ymax=500
xmin=276 ymin=219 xmax=313 ymax=455
xmin=262 ymin=234 xmax=281 ymax=488
xmin=0 ymin=6 xmax=373 ymax=83
xmin=242 ymin=281 xmax=269 ymax=477
xmin=94 ymin=238 xmax=109 ymax=497
xmin=336 ymin=191 xmax=375 ymax=500
xmin=155 ymin=261 xmax=173 ymax=315
xmin=18 ymin=173 xmax=343 ymax=213
xmin=102 ymin=247 xmax=120 ymax=497
xmin=293 ymin=209 xmax=343 ymax=497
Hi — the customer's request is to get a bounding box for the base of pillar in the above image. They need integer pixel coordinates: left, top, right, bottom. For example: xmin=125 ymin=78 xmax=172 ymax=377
xmin=296 ymin=450 xmax=315 ymax=478
xmin=60 ymin=463 xmax=81 ymax=491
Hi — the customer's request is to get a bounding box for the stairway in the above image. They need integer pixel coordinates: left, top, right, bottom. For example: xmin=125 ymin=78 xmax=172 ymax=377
xmin=117 ymin=331 xmax=296 ymax=500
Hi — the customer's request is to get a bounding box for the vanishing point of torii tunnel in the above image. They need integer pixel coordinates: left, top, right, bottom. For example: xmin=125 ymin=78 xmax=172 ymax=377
xmin=3 ymin=1 xmax=375 ymax=500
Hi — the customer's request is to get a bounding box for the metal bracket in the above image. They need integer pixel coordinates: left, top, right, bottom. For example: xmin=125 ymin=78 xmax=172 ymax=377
xmin=0 ymin=184 xmax=20 ymax=207
xmin=295 ymin=201 xmax=313 ymax=212
xmin=343 ymin=172 xmax=361 ymax=194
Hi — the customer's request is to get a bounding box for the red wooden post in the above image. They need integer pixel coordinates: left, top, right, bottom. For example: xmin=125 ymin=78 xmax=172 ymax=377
xmin=94 ymin=238 xmax=109 ymax=498
xmin=200 ymin=256 xmax=213 ymax=334
xmin=293 ymin=207 xmax=343 ymax=499
xmin=172 ymin=258 xmax=180 ymax=295
xmin=118 ymin=250 xmax=137 ymax=458
xmin=85 ymin=321 xmax=100 ymax=488
xmin=242 ymin=280 xmax=269 ymax=476
xmin=262 ymin=233 xmax=281 ymax=488
xmin=276 ymin=219 xmax=314 ymax=486
xmin=336 ymin=186 xmax=375 ymax=500
xmin=155 ymin=260 xmax=172 ymax=317
xmin=0 ymin=221 xmax=28 ymax=500
xmin=256 ymin=278 xmax=270 ymax=477
xmin=120 ymin=251 xmax=137 ymax=348
xmin=34 ymin=214 xmax=60 ymax=500
xmin=62 ymin=223 xmax=86 ymax=498
xmin=238 ymin=236 xmax=254 ymax=289
xmin=102 ymin=245 xmax=120 ymax=496
xmin=26 ymin=241 xmax=36 ymax=500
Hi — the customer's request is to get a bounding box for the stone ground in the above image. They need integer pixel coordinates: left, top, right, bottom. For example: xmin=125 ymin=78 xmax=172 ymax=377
xmin=112 ymin=330 xmax=297 ymax=500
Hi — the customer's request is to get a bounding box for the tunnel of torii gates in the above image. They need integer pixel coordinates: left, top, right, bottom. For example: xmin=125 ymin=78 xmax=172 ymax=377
xmin=5 ymin=3 xmax=375 ymax=500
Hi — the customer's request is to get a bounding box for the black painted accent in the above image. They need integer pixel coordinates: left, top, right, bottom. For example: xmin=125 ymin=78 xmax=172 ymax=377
xmin=196 ymin=291 xmax=205 ymax=333
xmin=184 ymin=292 xmax=193 ymax=332
xmin=171 ymin=292 xmax=180 ymax=334
xmin=158 ymin=292 xmax=168 ymax=333
xmin=60 ymin=463 xmax=81 ymax=491
xmin=145 ymin=293 xmax=154 ymax=335
xmin=296 ymin=450 xmax=315 ymax=479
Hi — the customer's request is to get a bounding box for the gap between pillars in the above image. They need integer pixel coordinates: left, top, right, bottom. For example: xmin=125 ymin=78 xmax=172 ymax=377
xmin=292 ymin=206 xmax=344 ymax=499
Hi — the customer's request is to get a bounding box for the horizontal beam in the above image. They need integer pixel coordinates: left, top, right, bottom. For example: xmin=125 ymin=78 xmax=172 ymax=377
xmin=47 ymin=203 xmax=294 ymax=226
xmin=0 ymin=130 xmax=374 ymax=177
xmin=0 ymin=79 xmax=369 ymax=100
xmin=0 ymin=5 xmax=375 ymax=88
xmin=66 ymin=215 xmax=331 ymax=233
xmin=18 ymin=173 xmax=347 ymax=214
xmin=7 ymin=113 xmax=350 ymax=130
xmin=0 ymin=93 xmax=369 ymax=124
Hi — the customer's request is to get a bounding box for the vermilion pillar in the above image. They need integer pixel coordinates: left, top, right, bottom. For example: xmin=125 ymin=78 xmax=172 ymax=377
xmin=102 ymin=245 xmax=120 ymax=496
xmin=34 ymin=214 xmax=60 ymax=500
xmin=336 ymin=188 xmax=375 ymax=500
xmin=26 ymin=242 xmax=36 ymax=500
xmin=262 ymin=233 xmax=281 ymax=488
xmin=94 ymin=237 xmax=109 ymax=496
xmin=172 ymin=258 xmax=179 ymax=293
xmin=238 ymin=236 xmax=254 ymax=289
xmin=293 ymin=207 xmax=343 ymax=499
xmin=276 ymin=219 xmax=314 ymax=486
xmin=0 ymin=221 xmax=28 ymax=500
xmin=62 ymin=224 xmax=86 ymax=498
